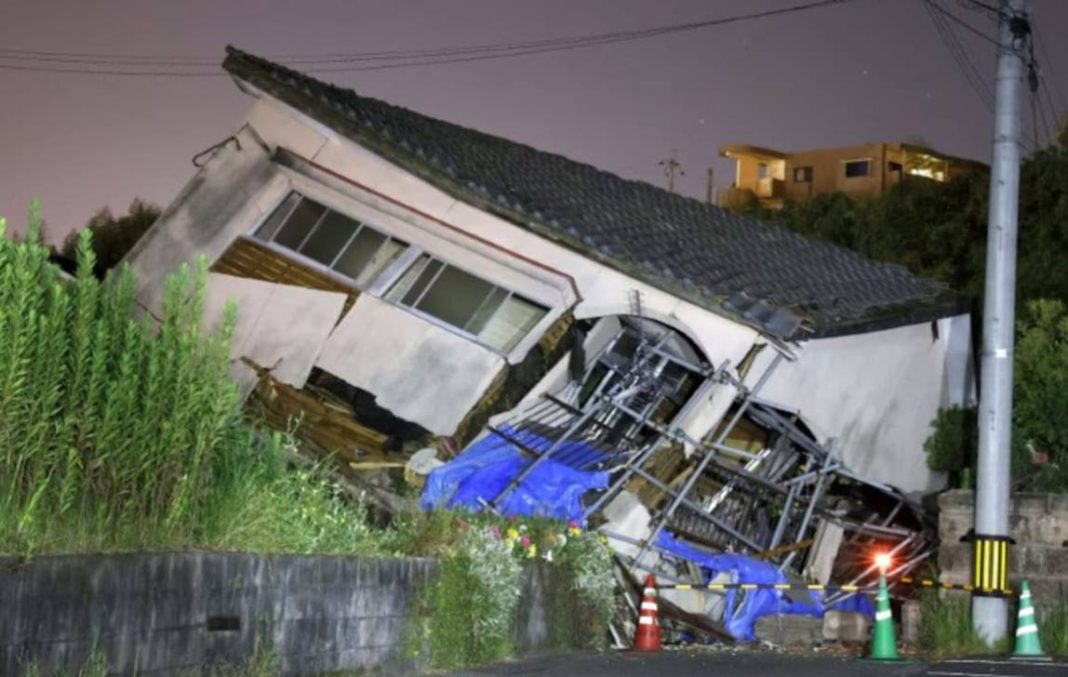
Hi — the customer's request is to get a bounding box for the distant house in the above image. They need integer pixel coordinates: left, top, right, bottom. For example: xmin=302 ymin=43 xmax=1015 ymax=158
xmin=125 ymin=46 xmax=973 ymax=507
xmin=718 ymin=142 xmax=988 ymax=210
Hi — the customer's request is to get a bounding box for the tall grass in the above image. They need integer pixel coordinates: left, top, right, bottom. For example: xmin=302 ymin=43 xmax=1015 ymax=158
xmin=1040 ymin=596 xmax=1068 ymax=656
xmin=917 ymin=591 xmax=1001 ymax=658
xmin=0 ymin=203 xmax=384 ymax=556
xmin=916 ymin=590 xmax=1068 ymax=658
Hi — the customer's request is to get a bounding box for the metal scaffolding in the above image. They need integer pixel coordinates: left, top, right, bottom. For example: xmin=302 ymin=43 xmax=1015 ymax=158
xmin=475 ymin=314 xmax=935 ymax=613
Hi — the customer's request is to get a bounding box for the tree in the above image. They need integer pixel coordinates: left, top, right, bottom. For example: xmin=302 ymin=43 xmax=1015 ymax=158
xmin=59 ymin=199 xmax=160 ymax=278
xmin=1013 ymin=299 xmax=1068 ymax=491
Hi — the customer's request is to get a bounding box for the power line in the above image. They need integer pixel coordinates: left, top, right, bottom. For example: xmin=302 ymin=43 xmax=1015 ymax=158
xmin=926 ymin=0 xmax=999 ymax=45
xmin=0 ymin=0 xmax=860 ymax=77
xmin=1031 ymin=22 xmax=1066 ymax=118
xmin=924 ymin=0 xmax=994 ymax=110
xmin=962 ymin=0 xmax=1005 ymax=17
xmin=0 ymin=62 xmax=225 ymax=77
xmin=1033 ymin=68 xmax=1060 ymax=146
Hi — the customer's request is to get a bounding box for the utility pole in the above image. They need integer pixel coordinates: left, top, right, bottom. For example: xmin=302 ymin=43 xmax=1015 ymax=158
xmin=658 ymin=150 xmax=684 ymax=193
xmin=705 ymin=167 xmax=715 ymax=204
xmin=973 ymin=0 xmax=1029 ymax=644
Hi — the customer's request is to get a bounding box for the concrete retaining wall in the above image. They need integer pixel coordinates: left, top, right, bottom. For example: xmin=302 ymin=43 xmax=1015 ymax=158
xmin=938 ymin=490 xmax=1068 ymax=604
xmin=1 ymin=552 xmax=439 ymax=675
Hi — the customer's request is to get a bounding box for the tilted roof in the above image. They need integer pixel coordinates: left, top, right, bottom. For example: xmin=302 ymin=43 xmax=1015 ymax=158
xmin=223 ymin=47 xmax=963 ymax=340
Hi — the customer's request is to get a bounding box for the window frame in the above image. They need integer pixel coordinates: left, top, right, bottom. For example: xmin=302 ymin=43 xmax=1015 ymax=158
xmin=384 ymin=252 xmax=549 ymax=353
xmin=792 ymin=166 xmax=813 ymax=183
xmin=253 ymin=191 xmax=412 ymax=289
xmin=246 ymin=188 xmax=552 ymax=357
xmin=842 ymin=158 xmax=873 ymax=179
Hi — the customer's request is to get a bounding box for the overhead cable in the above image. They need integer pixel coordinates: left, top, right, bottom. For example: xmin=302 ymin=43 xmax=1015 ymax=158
xmin=0 ymin=0 xmax=859 ymax=77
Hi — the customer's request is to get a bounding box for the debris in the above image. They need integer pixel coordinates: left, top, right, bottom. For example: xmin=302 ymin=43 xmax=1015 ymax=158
xmin=421 ymin=313 xmax=936 ymax=643
xmin=754 ymin=614 xmax=823 ymax=646
xmin=822 ymin=610 xmax=872 ymax=643
xmin=899 ymin=601 xmax=920 ymax=645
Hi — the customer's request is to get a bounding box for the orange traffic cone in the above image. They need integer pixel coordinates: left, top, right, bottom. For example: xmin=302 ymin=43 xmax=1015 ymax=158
xmin=634 ymin=573 xmax=662 ymax=652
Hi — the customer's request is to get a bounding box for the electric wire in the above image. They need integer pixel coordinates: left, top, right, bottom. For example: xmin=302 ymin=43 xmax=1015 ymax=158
xmin=959 ymin=0 xmax=1005 ymax=18
xmin=1031 ymin=23 xmax=1065 ymax=126
xmin=924 ymin=0 xmax=994 ymax=110
xmin=926 ymin=0 xmax=999 ymax=45
xmin=0 ymin=0 xmax=859 ymax=77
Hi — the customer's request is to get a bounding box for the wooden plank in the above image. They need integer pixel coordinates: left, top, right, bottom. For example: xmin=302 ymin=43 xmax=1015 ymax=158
xmin=211 ymin=236 xmax=361 ymax=314
xmin=243 ymin=358 xmax=391 ymax=459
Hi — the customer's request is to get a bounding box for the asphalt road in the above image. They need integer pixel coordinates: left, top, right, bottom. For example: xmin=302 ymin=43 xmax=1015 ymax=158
xmin=448 ymin=651 xmax=1068 ymax=676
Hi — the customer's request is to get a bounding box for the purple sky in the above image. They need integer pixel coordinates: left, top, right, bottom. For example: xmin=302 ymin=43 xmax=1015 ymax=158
xmin=1 ymin=0 xmax=1065 ymax=243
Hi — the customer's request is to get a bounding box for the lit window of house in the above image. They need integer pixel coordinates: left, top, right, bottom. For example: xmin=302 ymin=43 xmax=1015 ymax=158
xmin=843 ymin=159 xmax=872 ymax=178
xmin=793 ymin=166 xmax=813 ymax=183
xmin=255 ymin=191 xmax=547 ymax=353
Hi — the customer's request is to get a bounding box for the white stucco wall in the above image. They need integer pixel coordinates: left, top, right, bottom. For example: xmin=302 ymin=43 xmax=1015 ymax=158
xmin=123 ymin=125 xmax=289 ymax=310
xmin=202 ymin=273 xmax=347 ymax=398
xmin=746 ymin=314 xmax=974 ymax=495
xmin=316 ymin=294 xmax=505 ymax=435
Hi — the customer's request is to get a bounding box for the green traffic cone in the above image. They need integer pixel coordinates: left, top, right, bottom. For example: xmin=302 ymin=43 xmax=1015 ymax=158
xmin=1011 ymin=581 xmax=1050 ymax=661
xmin=861 ymin=573 xmax=908 ymax=663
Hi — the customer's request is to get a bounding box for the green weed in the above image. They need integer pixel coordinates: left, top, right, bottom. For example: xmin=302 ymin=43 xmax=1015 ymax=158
xmin=1039 ymin=595 xmax=1068 ymax=656
xmin=0 ymin=203 xmax=382 ymax=557
xmin=918 ymin=591 xmax=1011 ymax=659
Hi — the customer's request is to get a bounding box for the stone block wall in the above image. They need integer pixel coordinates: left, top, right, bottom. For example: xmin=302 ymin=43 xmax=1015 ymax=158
xmin=938 ymin=490 xmax=1068 ymax=605
xmin=0 ymin=552 xmax=437 ymax=676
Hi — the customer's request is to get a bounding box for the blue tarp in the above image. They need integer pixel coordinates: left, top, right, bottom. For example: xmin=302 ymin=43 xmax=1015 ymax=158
xmin=420 ymin=427 xmax=609 ymax=524
xmin=655 ymin=531 xmax=874 ymax=642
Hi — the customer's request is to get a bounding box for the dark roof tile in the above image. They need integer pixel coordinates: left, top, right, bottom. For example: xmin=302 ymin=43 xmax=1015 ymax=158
xmin=223 ymin=47 xmax=963 ymax=339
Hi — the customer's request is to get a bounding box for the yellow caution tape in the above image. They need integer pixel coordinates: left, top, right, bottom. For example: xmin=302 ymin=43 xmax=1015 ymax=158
xmin=654 ymin=579 xmax=1014 ymax=594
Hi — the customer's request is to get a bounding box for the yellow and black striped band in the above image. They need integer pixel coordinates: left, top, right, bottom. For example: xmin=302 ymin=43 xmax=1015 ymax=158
xmin=972 ymin=534 xmax=1011 ymax=597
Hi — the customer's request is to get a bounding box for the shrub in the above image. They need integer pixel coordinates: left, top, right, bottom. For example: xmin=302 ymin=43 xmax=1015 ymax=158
xmin=403 ymin=512 xmax=616 ymax=667
xmin=924 ymin=300 xmax=1068 ymax=492
xmin=924 ymin=406 xmax=978 ymax=488
xmin=1014 ymin=299 xmax=1068 ymax=491
xmin=422 ymin=521 xmax=522 ymax=668
xmin=553 ymin=526 xmax=616 ymax=649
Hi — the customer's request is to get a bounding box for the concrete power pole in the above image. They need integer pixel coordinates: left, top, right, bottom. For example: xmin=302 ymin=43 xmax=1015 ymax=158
xmin=973 ymin=0 xmax=1029 ymax=644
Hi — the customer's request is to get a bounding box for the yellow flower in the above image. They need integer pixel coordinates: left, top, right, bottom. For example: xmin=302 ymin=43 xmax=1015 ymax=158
xmin=568 ymin=526 xmax=582 ymax=538
xmin=526 ymin=543 xmax=538 ymax=558
xmin=505 ymin=527 xmax=519 ymax=542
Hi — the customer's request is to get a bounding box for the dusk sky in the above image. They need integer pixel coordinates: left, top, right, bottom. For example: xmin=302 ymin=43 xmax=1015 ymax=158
xmin=1 ymin=0 xmax=1065 ymax=242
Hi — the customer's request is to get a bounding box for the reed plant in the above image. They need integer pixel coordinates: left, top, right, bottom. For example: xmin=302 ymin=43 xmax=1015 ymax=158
xmin=0 ymin=202 xmax=383 ymax=556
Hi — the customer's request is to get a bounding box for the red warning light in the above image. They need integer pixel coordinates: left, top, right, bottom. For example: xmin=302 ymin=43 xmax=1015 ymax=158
xmin=874 ymin=552 xmax=892 ymax=573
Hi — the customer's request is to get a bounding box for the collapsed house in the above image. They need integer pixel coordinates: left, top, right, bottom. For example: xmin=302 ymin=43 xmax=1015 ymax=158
xmin=125 ymin=47 xmax=975 ymax=639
